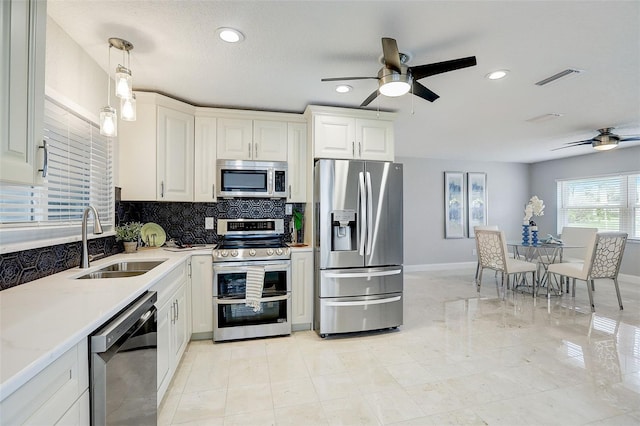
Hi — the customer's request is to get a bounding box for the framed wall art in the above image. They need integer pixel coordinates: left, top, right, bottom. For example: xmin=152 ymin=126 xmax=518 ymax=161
xmin=467 ymin=172 xmax=487 ymax=237
xmin=444 ymin=171 xmax=465 ymax=238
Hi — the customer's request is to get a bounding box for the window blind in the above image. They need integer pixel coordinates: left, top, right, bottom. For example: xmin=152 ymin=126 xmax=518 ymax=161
xmin=0 ymin=96 xmax=113 ymax=230
xmin=557 ymin=173 xmax=639 ymax=239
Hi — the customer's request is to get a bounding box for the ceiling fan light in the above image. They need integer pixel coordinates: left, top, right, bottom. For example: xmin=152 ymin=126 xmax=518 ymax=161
xmin=379 ymin=73 xmax=411 ymax=97
xmin=593 ymin=138 xmax=618 ymax=151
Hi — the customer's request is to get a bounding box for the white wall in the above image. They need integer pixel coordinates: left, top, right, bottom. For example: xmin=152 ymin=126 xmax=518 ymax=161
xmin=399 ymin=156 xmax=529 ymax=267
xmin=530 ymin=145 xmax=640 ymax=276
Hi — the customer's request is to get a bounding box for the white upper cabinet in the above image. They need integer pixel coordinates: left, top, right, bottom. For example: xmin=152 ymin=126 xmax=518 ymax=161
xmin=0 ymin=0 xmax=47 ymax=184
xmin=217 ymin=118 xmax=288 ymax=161
xmin=194 ymin=115 xmax=217 ymax=202
xmin=157 ymin=106 xmax=194 ymax=201
xmin=305 ymin=105 xmax=396 ymax=161
xmin=287 ymin=122 xmax=308 ymax=202
xmin=119 ymin=93 xmax=195 ymax=201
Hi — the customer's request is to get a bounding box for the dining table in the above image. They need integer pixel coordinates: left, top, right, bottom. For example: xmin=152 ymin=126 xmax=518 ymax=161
xmin=507 ymin=241 xmax=584 ymax=297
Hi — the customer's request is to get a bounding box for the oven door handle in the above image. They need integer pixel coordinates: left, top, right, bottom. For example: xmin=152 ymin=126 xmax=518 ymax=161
xmin=213 ymin=263 xmax=291 ymax=272
xmin=216 ymin=294 xmax=290 ymax=305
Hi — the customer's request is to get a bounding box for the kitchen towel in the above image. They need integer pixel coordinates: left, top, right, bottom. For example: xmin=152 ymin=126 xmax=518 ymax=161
xmin=245 ymin=266 xmax=265 ymax=312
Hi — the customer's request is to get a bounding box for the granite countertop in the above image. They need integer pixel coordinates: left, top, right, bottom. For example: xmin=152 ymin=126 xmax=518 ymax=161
xmin=0 ymin=247 xmax=211 ymax=401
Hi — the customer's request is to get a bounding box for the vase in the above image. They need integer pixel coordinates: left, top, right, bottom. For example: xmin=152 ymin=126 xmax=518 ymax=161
xmin=531 ymin=227 xmax=539 ymax=245
xmin=123 ymin=241 xmax=137 ymax=253
xmin=522 ymin=224 xmax=530 ymax=245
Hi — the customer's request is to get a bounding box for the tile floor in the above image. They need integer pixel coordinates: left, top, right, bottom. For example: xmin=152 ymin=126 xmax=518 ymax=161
xmin=159 ymin=267 xmax=640 ymax=425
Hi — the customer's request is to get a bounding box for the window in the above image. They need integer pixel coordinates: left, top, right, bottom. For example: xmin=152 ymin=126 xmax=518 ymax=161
xmin=557 ymin=173 xmax=639 ymax=240
xmin=0 ymin=96 xmax=114 ymax=249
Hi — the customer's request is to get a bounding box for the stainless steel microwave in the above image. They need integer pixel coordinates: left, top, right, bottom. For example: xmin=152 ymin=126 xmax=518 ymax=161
xmin=216 ymin=160 xmax=288 ymax=198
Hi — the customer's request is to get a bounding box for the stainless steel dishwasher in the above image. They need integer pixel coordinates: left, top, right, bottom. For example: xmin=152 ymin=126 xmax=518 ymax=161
xmin=90 ymin=291 xmax=157 ymax=426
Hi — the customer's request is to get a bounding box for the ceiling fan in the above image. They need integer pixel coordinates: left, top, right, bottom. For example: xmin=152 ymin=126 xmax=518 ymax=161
xmin=552 ymin=128 xmax=640 ymax=151
xmin=321 ymin=37 xmax=477 ymax=107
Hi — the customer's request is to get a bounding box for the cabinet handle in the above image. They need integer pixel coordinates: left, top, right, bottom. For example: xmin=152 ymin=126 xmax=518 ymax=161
xmin=248 ymin=143 xmax=251 ymax=158
xmin=175 ymin=299 xmax=179 ymax=320
xmin=352 ymin=141 xmax=355 ymax=157
xmin=38 ymin=140 xmax=48 ymax=178
xmin=161 ymin=181 xmax=165 ymax=198
xmin=212 ymin=184 xmax=215 ymax=200
xmin=255 ymin=143 xmax=258 ymax=158
xmin=171 ymin=302 xmax=175 ymax=324
xmin=288 ymin=184 xmax=292 ymax=199
xmin=359 ymin=142 xmax=362 ymax=157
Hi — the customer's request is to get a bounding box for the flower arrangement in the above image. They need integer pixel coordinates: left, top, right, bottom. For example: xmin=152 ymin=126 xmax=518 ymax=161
xmin=523 ymin=196 xmax=545 ymax=224
xmin=115 ymin=221 xmax=143 ymax=242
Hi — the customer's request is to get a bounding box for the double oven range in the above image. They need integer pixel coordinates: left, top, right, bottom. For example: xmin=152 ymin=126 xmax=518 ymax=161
xmin=212 ymin=218 xmax=291 ymax=342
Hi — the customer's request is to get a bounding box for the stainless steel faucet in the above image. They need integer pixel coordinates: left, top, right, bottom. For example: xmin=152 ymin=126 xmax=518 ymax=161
xmin=80 ymin=205 xmax=104 ymax=268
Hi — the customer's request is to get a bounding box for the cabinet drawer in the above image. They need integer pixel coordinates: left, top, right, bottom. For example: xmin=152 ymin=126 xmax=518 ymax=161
xmin=0 ymin=339 xmax=88 ymax=425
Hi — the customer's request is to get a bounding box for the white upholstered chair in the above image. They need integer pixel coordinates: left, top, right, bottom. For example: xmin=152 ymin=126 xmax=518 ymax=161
xmin=560 ymin=226 xmax=598 ymax=263
xmin=474 ymin=225 xmax=500 ymax=284
xmin=547 ymin=232 xmax=627 ymax=312
xmin=475 ymin=229 xmax=538 ymax=296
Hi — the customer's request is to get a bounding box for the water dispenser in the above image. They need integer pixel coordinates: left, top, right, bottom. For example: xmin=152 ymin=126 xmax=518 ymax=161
xmin=331 ymin=209 xmax=357 ymax=251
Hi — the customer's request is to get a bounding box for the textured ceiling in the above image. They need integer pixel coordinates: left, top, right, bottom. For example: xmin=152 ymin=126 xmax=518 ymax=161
xmin=47 ymin=0 xmax=640 ymax=163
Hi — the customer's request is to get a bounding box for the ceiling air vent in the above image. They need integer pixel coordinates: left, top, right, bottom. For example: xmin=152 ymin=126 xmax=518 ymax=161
xmin=535 ymin=69 xmax=583 ymax=86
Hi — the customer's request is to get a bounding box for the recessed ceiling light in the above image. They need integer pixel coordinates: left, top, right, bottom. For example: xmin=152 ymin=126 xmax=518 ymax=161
xmin=335 ymin=85 xmax=352 ymax=93
xmin=217 ymin=27 xmax=245 ymax=43
xmin=486 ymin=69 xmax=509 ymax=80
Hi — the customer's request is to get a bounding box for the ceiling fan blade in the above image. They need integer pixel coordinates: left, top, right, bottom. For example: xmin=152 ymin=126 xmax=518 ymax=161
xmin=381 ymin=37 xmax=402 ymax=73
xmin=321 ymin=76 xmax=377 ymax=82
xmin=620 ymin=136 xmax=640 ymax=142
xmin=410 ymin=56 xmax=477 ymax=80
xmin=551 ymin=141 xmax=592 ymax=151
xmin=412 ymin=81 xmax=440 ymax=102
xmin=360 ymin=90 xmax=379 ymax=107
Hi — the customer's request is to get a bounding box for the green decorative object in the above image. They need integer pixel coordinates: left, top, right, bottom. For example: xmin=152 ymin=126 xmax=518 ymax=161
xmin=292 ymin=209 xmax=304 ymax=244
xmin=115 ymin=221 xmax=143 ymax=242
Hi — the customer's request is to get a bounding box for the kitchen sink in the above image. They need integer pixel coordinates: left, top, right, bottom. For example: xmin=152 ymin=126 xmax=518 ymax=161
xmin=76 ymin=260 xmax=166 ymax=279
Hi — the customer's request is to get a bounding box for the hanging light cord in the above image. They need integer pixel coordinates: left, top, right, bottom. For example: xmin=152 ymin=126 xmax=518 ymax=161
xmin=107 ymin=45 xmax=112 ymax=106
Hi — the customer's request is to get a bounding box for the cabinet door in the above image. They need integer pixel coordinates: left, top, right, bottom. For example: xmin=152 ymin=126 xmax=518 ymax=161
xmin=0 ymin=0 xmax=46 ymax=184
xmin=356 ymin=118 xmax=394 ymax=161
xmin=156 ymin=298 xmax=172 ymax=396
xmin=157 ymin=106 xmax=194 ymax=201
xmin=291 ymin=251 xmax=314 ymax=328
xmin=287 ymin=122 xmax=308 ymax=202
xmin=119 ymin=100 xmax=157 ymax=200
xmin=172 ymin=284 xmax=189 ymax=363
xmin=253 ymin=120 xmax=288 ymax=161
xmin=190 ymin=255 xmax=213 ymax=334
xmin=217 ymin=118 xmax=253 ymax=160
xmin=313 ymin=115 xmax=355 ymax=159
xmin=194 ymin=116 xmax=217 ymax=201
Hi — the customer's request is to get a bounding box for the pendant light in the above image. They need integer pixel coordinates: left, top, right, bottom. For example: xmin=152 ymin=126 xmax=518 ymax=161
xmin=120 ymin=93 xmax=136 ymax=121
xmin=99 ymin=41 xmax=117 ymax=136
xmin=110 ymin=38 xmax=134 ymax=99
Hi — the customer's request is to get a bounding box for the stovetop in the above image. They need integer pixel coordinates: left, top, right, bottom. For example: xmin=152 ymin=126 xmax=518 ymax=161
xmin=213 ymin=218 xmax=290 ymax=262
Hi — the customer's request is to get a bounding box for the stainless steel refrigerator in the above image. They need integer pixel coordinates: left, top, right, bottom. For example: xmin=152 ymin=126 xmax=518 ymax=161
xmin=314 ymin=159 xmax=403 ymax=337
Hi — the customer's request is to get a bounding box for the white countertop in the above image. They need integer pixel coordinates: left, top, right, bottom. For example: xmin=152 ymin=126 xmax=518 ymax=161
xmin=0 ymin=247 xmax=211 ymax=401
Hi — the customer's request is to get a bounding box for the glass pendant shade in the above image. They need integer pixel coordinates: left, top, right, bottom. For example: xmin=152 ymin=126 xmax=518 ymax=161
xmin=115 ymin=65 xmax=133 ymax=99
xmin=99 ymin=106 xmax=117 ymax=136
xmin=120 ymin=93 xmax=136 ymax=121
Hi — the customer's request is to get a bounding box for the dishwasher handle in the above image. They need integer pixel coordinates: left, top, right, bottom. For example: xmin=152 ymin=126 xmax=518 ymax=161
xmin=91 ymin=291 xmax=157 ymax=353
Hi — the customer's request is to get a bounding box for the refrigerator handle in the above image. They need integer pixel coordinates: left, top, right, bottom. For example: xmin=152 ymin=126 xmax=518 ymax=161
xmin=358 ymin=171 xmax=366 ymax=256
xmin=325 ymin=295 xmax=401 ymax=307
xmin=366 ymin=171 xmax=373 ymax=256
xmin=323 ymin=269 xmax=402 ymax=279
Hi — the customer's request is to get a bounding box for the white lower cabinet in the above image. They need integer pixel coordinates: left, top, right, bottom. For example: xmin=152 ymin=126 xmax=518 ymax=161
xmin=190 ymin=254 xmax=213 ymax=337
xmin=0 ymin=339 xmax=89 ymax=425
xmin=291 ymin=250 xmax=314 ymax=330
xmin=152 ymin=260 xmax=190 ymax=404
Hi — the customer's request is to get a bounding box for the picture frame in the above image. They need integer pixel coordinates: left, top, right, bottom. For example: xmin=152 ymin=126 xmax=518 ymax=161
xmin=467 ymin=172 xmax=487 ymax=237
xmin=444 ymin=171 xmax=465 ymax=238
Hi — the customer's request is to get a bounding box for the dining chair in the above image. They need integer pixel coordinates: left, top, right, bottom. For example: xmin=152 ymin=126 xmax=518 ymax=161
xmin=474 ymin=225 xmax=500 ymax=284
xmin=547 ymin=232 xmax=627 ymax=312
xmin=559 ymin=226 xmax=598 ymax=292
xmin=475 ymin=229 xmax=538 ymax=296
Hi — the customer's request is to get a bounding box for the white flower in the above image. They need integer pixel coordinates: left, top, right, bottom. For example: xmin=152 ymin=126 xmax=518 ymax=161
xmin=524 ymin=195 xmax=545 ymax=221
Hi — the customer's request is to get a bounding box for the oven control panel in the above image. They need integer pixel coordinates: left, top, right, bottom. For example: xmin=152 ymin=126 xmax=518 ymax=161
xmin=213 ymin=246 xmax=290 ymax=262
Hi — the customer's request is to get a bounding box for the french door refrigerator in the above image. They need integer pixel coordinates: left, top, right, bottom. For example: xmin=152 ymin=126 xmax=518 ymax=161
xmin=314 ymin=159 xmax=403 ymax=337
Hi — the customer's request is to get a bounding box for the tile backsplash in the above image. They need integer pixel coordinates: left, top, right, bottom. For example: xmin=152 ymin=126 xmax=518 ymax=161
xmin=1 ymin=198 xmax=305 ymax=290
